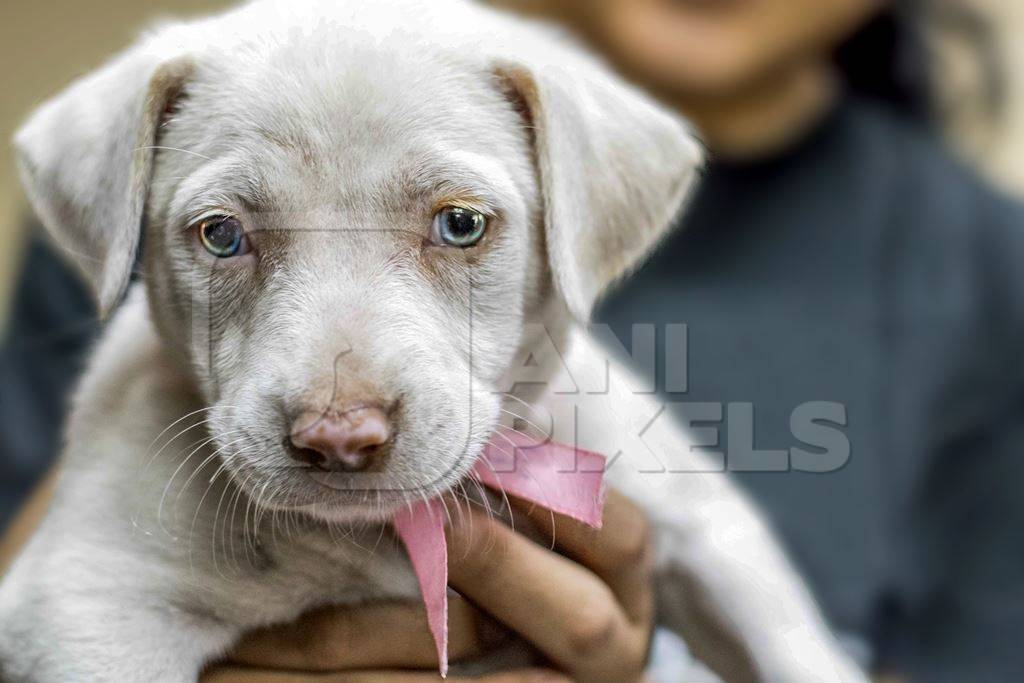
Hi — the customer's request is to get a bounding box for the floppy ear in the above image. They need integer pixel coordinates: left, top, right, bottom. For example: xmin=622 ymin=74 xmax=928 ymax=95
xmin=495 ymin=52 xmax=703 ymax=321
xmin=13 ymin=44 xmax=193 ymax=317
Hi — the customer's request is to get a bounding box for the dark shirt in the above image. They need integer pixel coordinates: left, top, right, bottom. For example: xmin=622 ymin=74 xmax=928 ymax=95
xmin=0 ymin=236 xmax=97 ymax=526
xmin=1 ymin=95 xmax=1022 ymax=681
xmin=597 ymin=96 xmax=1024 ymax=681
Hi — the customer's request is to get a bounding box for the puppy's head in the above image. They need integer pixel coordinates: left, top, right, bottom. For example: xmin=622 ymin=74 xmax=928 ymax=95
xmin=15 ymin=0 xmax=701 ymax=522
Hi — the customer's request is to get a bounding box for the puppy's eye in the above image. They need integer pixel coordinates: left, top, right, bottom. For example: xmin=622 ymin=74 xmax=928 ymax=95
xmin=196 ymin=216 xmax=250 ymax=258
xmin=432 ymin=207 xmax=487 ymax=247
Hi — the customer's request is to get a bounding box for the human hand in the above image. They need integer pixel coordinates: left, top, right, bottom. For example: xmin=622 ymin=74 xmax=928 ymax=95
xmin=204 ymin=490 xmax=655 ymax=682
xmin=203 ymin=596 xmax=557 ymax=682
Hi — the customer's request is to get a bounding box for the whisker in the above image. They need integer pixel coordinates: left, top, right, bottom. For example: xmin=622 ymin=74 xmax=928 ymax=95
xmin=173 ymin=432 xmax=248 ymax=508
xmin=142 ymin=411 xmax=230 ymax=474
xmin=210 ymin=461 xmax=242 ymax=581
xmin=227 ymin=468 xmax=258 ymax=573
xmin=156 ymin=433 xmax=223 ymax=536
xmin=500 ymin=394 xmax=552 ymax=432
xmin=497 ymin=407 xmax=552 ymax=442
xmin=188 ymin=454 xmax=234 ymax=576
xmin=144 ymin=406 xmax=228 ymax=463
xmin=136 ymin=145 xmax=214 ymax=161
xmin=476 ymin=451 xmax=515 ymax=535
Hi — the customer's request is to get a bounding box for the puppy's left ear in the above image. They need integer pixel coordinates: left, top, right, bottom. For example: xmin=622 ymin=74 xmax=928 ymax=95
xmin=14 ymin=44 xmax=193 ymax=317
xmin=495 ymin=49 xmax=703 ymax=321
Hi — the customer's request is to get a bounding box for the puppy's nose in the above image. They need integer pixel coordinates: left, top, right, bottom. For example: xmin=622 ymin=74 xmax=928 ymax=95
xmin=289 ymin=406 xmax=391 ymax=472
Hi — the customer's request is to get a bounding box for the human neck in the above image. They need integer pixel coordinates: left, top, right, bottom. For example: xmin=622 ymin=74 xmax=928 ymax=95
xmin=673 ymin=61 xmax=838 ymax=161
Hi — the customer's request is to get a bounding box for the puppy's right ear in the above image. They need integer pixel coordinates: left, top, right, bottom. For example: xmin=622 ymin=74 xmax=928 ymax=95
xmin=14 ymin=43 xmax=193 ymax=317
xmin=491 ymin=43 xmax=702 ymax=322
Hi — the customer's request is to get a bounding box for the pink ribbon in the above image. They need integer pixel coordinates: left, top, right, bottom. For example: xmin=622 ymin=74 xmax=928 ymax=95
xmin=392 ymin=431 xmax=607 ymax=677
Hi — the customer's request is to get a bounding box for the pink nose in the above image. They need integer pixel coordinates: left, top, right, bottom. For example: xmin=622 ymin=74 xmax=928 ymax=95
xmin=289 ymin=406 xmax=391 ymax=472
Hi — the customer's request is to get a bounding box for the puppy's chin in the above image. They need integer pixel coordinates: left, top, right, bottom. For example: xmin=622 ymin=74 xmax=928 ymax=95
xmin=286 ymin=471 xmax=461 ymax=525
xmin=293 ymin=499 xmax=401 ymax=525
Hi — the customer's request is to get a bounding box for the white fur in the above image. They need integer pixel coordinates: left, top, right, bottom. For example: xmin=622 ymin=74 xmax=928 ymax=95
xmin=1 ymin=1 xmax=865 ymax=681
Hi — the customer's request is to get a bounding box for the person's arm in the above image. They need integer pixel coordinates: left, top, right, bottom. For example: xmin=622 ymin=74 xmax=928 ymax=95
xmin=0 ymin=231 xmax=97 ymax=531
xmin=883 ymin=189 xmax=1024 ymax=681
xmin=896 ymin=416 xmax=1024 ymax=683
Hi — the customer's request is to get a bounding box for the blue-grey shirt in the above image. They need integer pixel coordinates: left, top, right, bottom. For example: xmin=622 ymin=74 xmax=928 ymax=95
xmin=597 ymin=97 xmax=1024 ymax=681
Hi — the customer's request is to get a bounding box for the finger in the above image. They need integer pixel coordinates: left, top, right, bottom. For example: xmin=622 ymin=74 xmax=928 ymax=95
xmin=446 ymin=508 xmax=645 ymax=683
xmin=475 ymin=672 xmax=572 ymax=683
xmin=227 ymin=597 xmax=504 ymax=671
xmin=202 ymin=668 xmax=570 ymax=683
xmin=514 ymin=489 xmax=654 ymax=625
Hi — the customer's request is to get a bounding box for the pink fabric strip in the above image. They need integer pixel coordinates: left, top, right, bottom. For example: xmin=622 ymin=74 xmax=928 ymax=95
xmin=393 ymin=431 xmax=607 ymax=677
xmin=392 ymin=499 xmax=449 ymax=676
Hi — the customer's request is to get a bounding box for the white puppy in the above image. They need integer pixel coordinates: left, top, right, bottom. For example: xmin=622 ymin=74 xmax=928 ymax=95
xmin=0 ymin=1 xmax=865 ymax=681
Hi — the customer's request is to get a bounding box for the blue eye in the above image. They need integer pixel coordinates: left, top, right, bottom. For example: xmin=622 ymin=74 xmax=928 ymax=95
xmin=432 ymin=207 xmax=487 ymax=247
xmin=197 ymin=216 xmax=249 ymax=258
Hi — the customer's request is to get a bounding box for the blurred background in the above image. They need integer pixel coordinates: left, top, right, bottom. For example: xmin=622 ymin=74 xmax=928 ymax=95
xmin=3 ymin=1 xmax=1024 ymax=681
xmin=0 ymin=0 xmax=236 ymax=321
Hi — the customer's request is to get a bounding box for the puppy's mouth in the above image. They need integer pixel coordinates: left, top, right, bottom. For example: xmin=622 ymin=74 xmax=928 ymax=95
xmin=303 ymin=461 xmax=466 ymax=492
xmin=296 ymin=448 xmax=484 ymax=523
xmin=293 ymin=486 xmax=411 ymax=521
xmin=301 ymin=469 xmax=421 ymax=495
xmin=292 ymin=472 xmax=463 ymax=524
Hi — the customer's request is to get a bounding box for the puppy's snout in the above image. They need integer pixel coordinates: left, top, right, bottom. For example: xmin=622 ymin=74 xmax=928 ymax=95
xmin=289 ymin=406 xmax=391 ymax=473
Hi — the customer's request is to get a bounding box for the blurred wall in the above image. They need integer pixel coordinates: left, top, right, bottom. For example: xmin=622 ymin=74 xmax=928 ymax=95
xmin=0 ymin=0 xmax=232 ymax=329
xmin=929 ymin=0 xmax=1024 ymax=194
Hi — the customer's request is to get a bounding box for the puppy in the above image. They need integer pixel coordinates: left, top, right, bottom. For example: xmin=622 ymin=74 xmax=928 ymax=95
xmin=0 ymin=1 xmax=865 ymax=680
